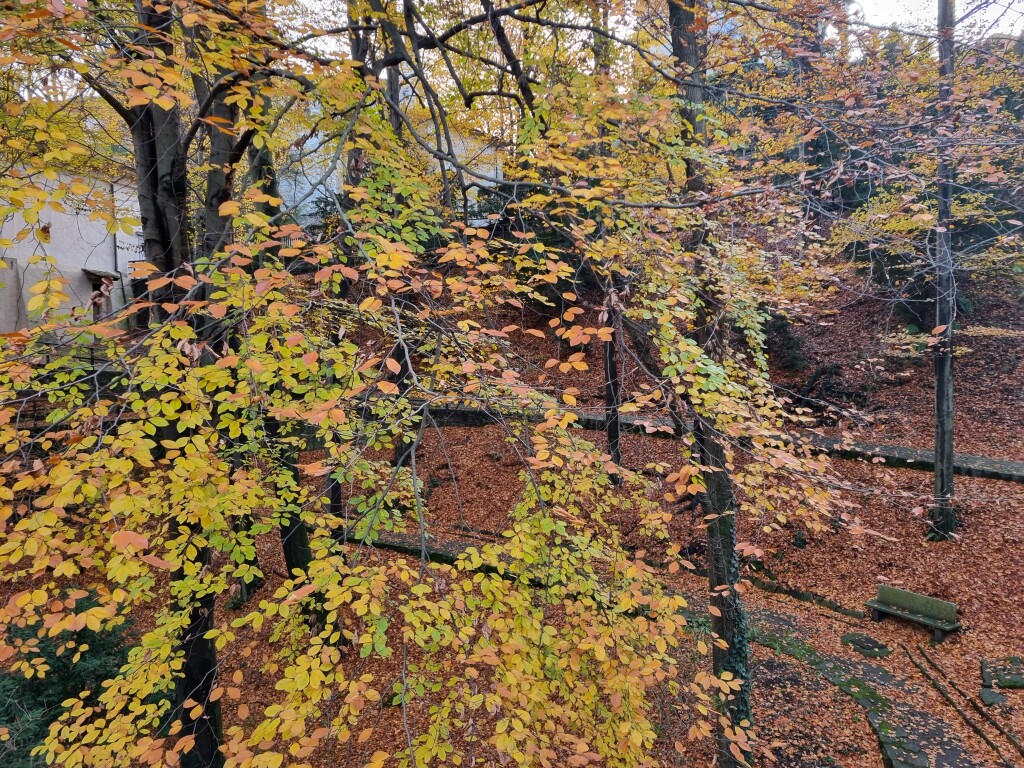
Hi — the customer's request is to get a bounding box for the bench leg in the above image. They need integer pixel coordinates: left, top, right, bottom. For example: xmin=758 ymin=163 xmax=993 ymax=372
xmin=932 ymin=628 xmax=947 ymax=643
xmin=870 ymin=609 xmax=883 ymax=622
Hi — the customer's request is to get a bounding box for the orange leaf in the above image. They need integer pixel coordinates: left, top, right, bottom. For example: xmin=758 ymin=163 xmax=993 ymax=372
xmin=130 ymin=261 xmax=160 ymax=278
xmin=111 ymin=530 xmax=149 ymax=551
xmin=146 ymin=276 xmax=172 ymax=290
xmin=140 ymin=554 xmax=176 ymax=571
xmin=285 ymin=584 xmax=317 ymax=604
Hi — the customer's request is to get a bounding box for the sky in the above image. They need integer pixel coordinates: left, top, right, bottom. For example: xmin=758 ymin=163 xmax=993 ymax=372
xmin=852 ymin=0 xmax=1024 ymax=35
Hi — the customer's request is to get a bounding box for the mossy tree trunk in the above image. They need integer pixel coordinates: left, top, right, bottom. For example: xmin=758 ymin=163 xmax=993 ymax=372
xmin=931 ymin=0 xmax=957 ymax=539
xmin=604 ymin=303 xmax=622 ymax=475
xmin=669 ymin=1 xmax=751 ymax=763
xmin=696 ymin=421 xmax=753 ymax=739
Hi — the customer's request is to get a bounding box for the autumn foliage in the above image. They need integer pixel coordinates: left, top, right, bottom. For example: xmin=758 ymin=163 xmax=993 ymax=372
xmin=0 ymin=0 xmax=1021 ymax=767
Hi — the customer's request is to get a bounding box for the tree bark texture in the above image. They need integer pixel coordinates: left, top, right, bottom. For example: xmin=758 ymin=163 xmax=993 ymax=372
xmin=932 ymin=0 xmax=957 ymax=538
xmin=172 ymin=550 xmax=225 ymax=768
xmin=696 ymin=421 xmax=753 ymax=732
xmin=604 ymin=306 xmax=622 ymax=474
xmin=668 ymin=0 xmax=706 ymax=186
xmin=668 ymin=2 xmax=751 ymax=762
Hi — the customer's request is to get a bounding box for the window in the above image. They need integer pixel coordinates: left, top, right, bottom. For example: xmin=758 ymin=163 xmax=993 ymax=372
xmin=82 ymin=269 xmax=118 ymax=321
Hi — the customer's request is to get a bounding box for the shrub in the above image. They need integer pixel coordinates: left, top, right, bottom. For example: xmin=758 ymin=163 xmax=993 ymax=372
xmin=0 ymin=599 xmax=130 ymax=768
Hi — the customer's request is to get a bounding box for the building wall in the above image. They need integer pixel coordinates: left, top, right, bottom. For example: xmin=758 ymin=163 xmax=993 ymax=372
xmin=275 ymin=122 xmax=507 ymax=229
xmin=0 ymin=180 xmax=142 ymax=333
xmin=277 ymin=146 xmax=340 ymax=226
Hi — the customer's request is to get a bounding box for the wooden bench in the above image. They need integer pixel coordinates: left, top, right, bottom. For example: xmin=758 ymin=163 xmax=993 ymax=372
xmin=866 ymin=585 xmax=961 ymax=642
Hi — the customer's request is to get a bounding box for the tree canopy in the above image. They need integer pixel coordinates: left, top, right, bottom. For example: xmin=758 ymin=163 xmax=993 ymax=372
xmin=0 ymin=0 xmax=1022 ymax=767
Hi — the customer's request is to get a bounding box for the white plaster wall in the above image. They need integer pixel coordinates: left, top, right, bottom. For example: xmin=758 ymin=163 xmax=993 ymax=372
xmin=277 ymin=143 xmax=346 ymax=225
xmin=0 ymin=179 xmax=142 ymax=332
xmin=275 ymin=126 xmax=506 ymax=229
xmin=425 ymin=129 xmax=505 ymax=225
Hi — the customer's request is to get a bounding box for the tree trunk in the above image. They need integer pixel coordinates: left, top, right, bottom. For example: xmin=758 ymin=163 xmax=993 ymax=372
xmin=172 ymin=550 xmax=225 ymax=768
xmin=265 ymin=418 xmax=315 ymax=615
xmin=131 ymin=2 xmax=189 ymax=273
xmin=152 ymin=432 xmax=222 ymax=768
xmin=386 ymin=64 xmax=403 ymax=137
xmin=696 ymin=421 xmax=752 ymax=754
xmin=249 ymin=154 xmax=316 ymax=578
xmin=123 ymin=11 xmax=221 ymax=764
xmin=592 ymin=25 xmax=621 ymax=478
xmin=692 ymin=287 xmax=753 ymax=767
xmin=604 ymin=305 xmax=622 ymax=474
xmin=201 ymin=84 xmax=239 ymax=261
xmin=668 ymin=0 xmax=706 ymax=187
xmin=345 ymin=5 xmax=371 ymax=192
xmin=932 ymin=0 xmax=957 ymax=538
xmin=130 ymin=30 xmax=240 ymax=764
xmin=129 ymin=102 xmax=189 ymax=276
xmin=392 ymin=315 xmax=417 ymax=470
xmin=277 ymin=431 xmax=314 ymax=576
xmin=669 ymin=2 xmax=751 ymax=763
xmin=248 ymin=125 xmax=282 ymax=270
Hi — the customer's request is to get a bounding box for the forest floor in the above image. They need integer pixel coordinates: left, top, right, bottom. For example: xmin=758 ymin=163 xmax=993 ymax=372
xmin=316 ymin=262 xmax=1024 ymax=767
xmin=41 ymin=261 xmax=1020 ymax=767
xmin=264 ymin=262 xmax=1024 ymax=767
xmin=732 ymin=266 xmax=1024 ymax=767
xmin=342 ymin=434 xmax=1024 ymax=768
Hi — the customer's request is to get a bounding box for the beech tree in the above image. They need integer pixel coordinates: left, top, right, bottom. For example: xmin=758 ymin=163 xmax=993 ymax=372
xmin=723 ymin=1 xmax=1024 ymax=539
xmin=0 ymin=1 xmax=854 ymax=767
xmin=932 ymin=0 xmax=957 ymax=538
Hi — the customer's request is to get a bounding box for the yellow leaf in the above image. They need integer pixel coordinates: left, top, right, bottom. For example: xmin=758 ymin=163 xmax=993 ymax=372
xmin=218 ymin=200 xmax=241 ymax=217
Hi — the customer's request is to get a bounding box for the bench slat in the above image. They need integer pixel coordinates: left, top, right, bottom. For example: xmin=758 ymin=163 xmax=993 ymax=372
xmin=876 ymin=585 xmax=958 ymax=624
xmin=866 ymin=600 xmax=961 ymax=632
